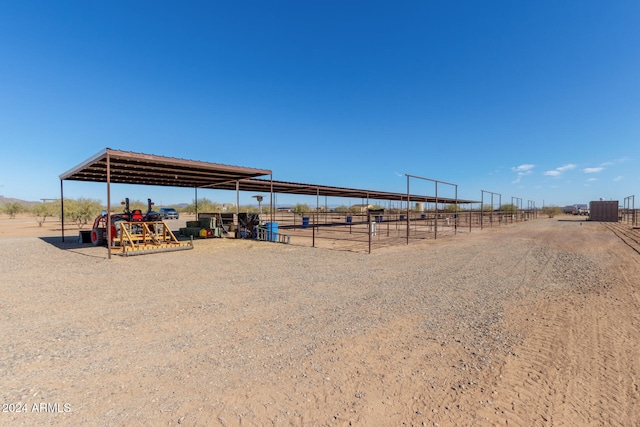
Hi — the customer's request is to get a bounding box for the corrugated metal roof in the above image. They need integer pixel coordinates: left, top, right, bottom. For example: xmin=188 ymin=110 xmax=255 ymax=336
xmin=210 ymin=178 xmax=474 ymax=204
xmin=59 ymin=148 xmax=272 ymax=188
xmin=60 ymin=148 xmax=476 ymax=204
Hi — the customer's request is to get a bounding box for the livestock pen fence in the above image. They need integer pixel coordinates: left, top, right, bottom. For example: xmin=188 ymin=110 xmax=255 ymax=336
xmin=622 ymin=196 xmax=638 ymax=227
xmin=621 ymin=209 xmax=640 ymax=227
xmin=257 ymin=207 xmax=536 ymax=253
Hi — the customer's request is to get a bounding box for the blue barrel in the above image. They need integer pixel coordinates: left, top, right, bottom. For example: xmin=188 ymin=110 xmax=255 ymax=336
xmin=400 ymin=214 xmax=405 ymax=221
xmin=376 ymin=215 xmax=383 ymax=223
xmin=265 ymin=222 xmax=279 ymax=241
xmin=346 ymin=216 xmax=352 ymax=224
xmin=302 ymin=217 xmax=309 ymax=229
xmin=421 ymin=214 xmax=426 ymax=219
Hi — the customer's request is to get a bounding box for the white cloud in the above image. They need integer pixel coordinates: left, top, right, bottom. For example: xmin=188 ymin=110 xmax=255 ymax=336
xmin=511 ymin=164 xmax=535 ymax=173
xmin=511 ymin=164 xmax=534 ymax=183
xmin=557 ymin=164 xmax=577 ymax=172
xmin=587 ymin=178 xmax=597 ymax=182
xmin=583 ymin=167 xmax=604 ymax=173
xmin=613 ymin=176 xmax=623 ymax=182
xmin=544 ymin=163 xmax=576 ymax=177
xmin=598 ymin=158 xmax=628 ymax=168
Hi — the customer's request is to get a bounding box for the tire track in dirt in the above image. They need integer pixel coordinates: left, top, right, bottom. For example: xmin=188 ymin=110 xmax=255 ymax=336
xmin=604 ymin=222 xmax=640 ymax=256
xmin=469 ymin=248 xmax=640 ymax=426
xmin=465 ymin=240 xmax=562 ymax=426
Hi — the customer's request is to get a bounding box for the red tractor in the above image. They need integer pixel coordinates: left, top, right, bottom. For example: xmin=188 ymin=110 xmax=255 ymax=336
xmin=90 ymin=198 xmax=160 ymax=246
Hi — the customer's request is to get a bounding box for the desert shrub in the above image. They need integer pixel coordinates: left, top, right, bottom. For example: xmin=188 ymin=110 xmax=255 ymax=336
xmin=65 ymin=198 xmax=104 ymax=228
xmin=2 ymin=202 xmax=27 ymax=219
xmin=500 ymin=204 xmax=518 ymax=213
xmin=293 ymin=203 xmax=310 ymax=215
xmin=442 ymin=204 xmax=461 ymax=213
xmin=240 ymin=204 xmax=259 ymax=213
xmin=182 ymin=198 xmax=222 ymax=214
xmin=540 ymin=205 xmax=562 ymax=218
xmin=31 ymin=202 xmax=58 ymax=227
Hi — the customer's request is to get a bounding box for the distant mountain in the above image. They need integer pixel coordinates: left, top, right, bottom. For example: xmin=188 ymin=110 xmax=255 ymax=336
xmin=0 ymin=195 xmax=41 ymax=208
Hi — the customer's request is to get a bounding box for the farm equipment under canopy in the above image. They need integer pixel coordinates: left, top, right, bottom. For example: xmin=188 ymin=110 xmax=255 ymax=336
xmin=89 ymin=198 xmax=193 ymax=256
xmin=238 ymin=213 xmax=260 ymax=239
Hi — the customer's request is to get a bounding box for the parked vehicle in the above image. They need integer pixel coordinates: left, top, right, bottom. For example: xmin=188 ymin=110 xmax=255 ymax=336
xmin=159 ymin=207 xmax=179 ymax=219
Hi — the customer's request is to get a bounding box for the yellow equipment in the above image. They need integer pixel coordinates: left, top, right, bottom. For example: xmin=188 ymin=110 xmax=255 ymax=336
xmin=111 ymin=220 xmax=193 ymax=256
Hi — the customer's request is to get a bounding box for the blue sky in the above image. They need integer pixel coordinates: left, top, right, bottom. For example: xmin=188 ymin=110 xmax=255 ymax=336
xmin=1 ymin=1 xmax=638 ymax=208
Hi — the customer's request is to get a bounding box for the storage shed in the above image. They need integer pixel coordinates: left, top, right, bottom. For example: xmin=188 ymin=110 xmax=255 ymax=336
xmin=589 ymin=200 xmax=619 ymax=222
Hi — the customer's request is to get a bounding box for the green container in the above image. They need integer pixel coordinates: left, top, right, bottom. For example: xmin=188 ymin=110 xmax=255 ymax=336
xmin=199 ymin=217 xmax=216 ymax=229
xmin=186 ymin=221 xmax=201 ymax=228
xmin=180 ymin=227 xmax=202 ymax=237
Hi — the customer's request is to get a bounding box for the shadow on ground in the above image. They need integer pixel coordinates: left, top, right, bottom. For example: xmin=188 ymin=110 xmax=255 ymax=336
xmin=39 ymin=235 xmax=107 ymax=259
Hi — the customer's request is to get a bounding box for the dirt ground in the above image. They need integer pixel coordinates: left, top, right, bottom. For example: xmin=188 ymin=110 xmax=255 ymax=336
xmin=1 ymin=213 xmax=639 ymax=426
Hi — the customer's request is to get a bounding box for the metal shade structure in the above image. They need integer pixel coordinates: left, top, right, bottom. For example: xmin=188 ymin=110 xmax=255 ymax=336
xmin=59 ymin=148 xmax=274 ymax=258
xmin=60 ymin=148 xmax=476 ymax=257
xmin=59 ymin=149 xmax=475 ymax=206
xmin=208 ymin=178 xmax=475 ymax=204
xmin=59 ymin=148 xmax=272 ymax=188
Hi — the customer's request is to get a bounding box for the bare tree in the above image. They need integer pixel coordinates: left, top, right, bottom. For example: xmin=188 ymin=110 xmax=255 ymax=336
xmin=32 ymin=202 xmax=57 ymax=227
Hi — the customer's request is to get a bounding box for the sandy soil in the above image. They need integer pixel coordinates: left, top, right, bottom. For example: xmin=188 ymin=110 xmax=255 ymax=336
xmin=1 ymin=214 xmax=639 ymax=426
